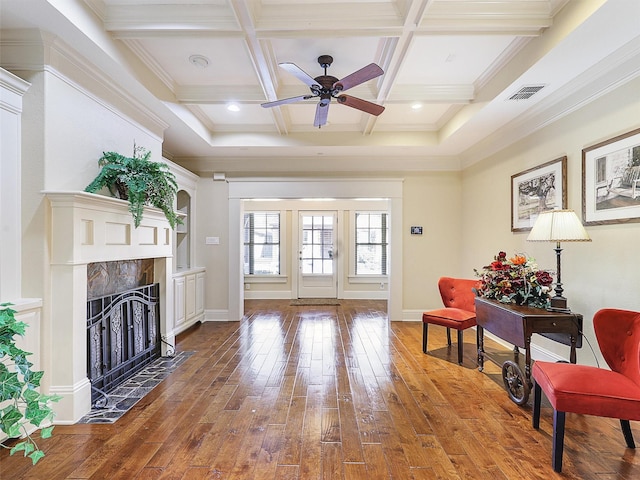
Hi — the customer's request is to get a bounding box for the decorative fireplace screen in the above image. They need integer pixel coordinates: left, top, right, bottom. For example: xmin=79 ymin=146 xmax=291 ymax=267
xmin=86 ymin=283 xmax=161 ymax=404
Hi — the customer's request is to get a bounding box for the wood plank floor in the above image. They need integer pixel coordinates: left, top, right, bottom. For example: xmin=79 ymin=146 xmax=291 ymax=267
xmin=2 ymin=299 xmax=639 ymax=479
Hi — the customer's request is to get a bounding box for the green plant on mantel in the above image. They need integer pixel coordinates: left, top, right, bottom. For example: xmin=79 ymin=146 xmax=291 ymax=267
xmin=85 ymin=143 xmax=180 ymax=229
xmin=0 ymin=303 xmax=61 ymax=464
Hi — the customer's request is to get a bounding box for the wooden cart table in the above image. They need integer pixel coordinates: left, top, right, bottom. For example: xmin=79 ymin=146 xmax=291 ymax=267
xmin=475 ymin=297 xmax=582 ymax=405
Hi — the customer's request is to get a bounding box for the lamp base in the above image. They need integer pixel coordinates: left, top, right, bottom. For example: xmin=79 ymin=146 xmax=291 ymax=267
xmin=548 ymin=296 xmax=571 ymax=313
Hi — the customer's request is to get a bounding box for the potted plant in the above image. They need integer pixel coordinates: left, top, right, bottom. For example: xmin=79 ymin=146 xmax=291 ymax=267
xmin=85 ymin=144 xmax=180 ymax=229
xmin=0 ymin=303 xmax=60 ymax=464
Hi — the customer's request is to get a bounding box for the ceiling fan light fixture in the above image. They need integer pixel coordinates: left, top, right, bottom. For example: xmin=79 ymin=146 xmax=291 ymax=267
xmin=189 ymin=54 xmax=210 ymax=68
xmin=227 ymin=103 xmax=240 ymax=112
xmin=261 ymin=55 xmax=385 ymax=127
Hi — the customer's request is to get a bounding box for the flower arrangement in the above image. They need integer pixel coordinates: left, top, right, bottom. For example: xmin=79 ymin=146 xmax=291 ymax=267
xmin=474 ymin=251 xmax=554 ymax=309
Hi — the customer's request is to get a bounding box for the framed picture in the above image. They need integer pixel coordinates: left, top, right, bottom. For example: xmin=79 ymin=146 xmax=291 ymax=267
xmin=511 ymin=156 xmax=567 ymax=232
xmin=582 ymin=128 xmax=640 ymax=225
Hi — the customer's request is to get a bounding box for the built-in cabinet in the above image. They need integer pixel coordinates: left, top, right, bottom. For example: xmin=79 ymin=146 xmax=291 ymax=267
xmin=168 ymin=163 xmax=206 ymax=336
xmin=175 ymin=190 xmax=190 ymax=270
xmin=173 ymin=268 xmax=206 ymax=334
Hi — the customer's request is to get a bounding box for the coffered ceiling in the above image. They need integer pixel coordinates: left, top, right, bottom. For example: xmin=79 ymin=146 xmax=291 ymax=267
xmin=1 ymin=0 xmax=639 ymax=175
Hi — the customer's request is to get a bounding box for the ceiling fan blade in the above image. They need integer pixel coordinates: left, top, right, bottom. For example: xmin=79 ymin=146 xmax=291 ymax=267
xmin=279 ymin=62 xmax=321 ymax=88
xmin=333 ymin=63 xmax=383 ymax=92
xmin=336 ymin=95 xmax=385 ymax=116
xmin=314 ymin=98 xmax=330 ymax=127
xmin=261 ymin=95 xmax=313 ymax=108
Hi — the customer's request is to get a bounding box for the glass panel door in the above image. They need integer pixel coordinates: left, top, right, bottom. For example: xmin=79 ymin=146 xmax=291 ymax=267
xmin=298 ymin=212 xmax=337 ymax=298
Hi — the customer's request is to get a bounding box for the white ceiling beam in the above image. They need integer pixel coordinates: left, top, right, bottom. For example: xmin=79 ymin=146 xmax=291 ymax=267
xmin=230 ymin=0 xmax=290 ymax=135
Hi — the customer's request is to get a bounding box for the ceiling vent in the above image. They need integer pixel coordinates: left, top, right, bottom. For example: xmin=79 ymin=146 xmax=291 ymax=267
xmin=507 ymin=85 xmax=545 ymax=101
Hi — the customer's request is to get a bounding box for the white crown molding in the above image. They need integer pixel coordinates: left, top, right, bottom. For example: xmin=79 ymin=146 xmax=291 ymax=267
xmin=121 ymin=39 xmax=175 ymax=93
xmin=0 ymin=67 xmax=31 ymax=96
xmin=103 ymin=3 xmax=239 ymax=33
xmin=1 ymin=29 xmax=169 ymax=138
xmin=461 ymin=37 xmax=640 ymax=169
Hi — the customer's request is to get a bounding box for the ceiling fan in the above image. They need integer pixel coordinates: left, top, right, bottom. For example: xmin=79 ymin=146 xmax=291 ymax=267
xmin=261 ymin=55 xmax=385 ymax=127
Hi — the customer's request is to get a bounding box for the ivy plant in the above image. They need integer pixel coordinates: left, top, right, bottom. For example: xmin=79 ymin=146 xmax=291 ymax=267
xmin=0 ymin=303 xmax=61 ymax=465
xmin=84 ymin=143 xmax=180 ymax=229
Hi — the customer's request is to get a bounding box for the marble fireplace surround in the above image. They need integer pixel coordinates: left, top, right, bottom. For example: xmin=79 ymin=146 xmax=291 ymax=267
xmin=46 ymin=191 xmax=174 ymax=424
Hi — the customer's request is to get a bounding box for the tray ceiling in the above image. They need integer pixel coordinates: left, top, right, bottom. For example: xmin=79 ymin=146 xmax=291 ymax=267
xmin=1 ymin=0 xmax=639 ymax=174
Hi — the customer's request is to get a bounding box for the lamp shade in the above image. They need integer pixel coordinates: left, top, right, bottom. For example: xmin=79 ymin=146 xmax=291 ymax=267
xmin=527 ymin=209 xmax=591 ymax=242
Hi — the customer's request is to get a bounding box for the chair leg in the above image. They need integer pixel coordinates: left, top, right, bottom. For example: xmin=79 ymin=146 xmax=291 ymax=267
xmin=621 ymin=420 xmax=636 ymax=448
xmin=457 ymin=330 xmax=463 ymax=365
xmin=422 ymin=323 xmax=428 ymax=353
xmin=532 ymin=382 xmax=541 ymax=429
xmin=552 ymin=410 xmax=566 ymax=473
xmin=446 ymin=327 xmax=452 ymax=346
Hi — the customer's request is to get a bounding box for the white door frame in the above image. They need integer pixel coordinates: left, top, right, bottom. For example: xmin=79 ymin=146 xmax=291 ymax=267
xmin=227 ymin=179 xmax=403 ymax=321
xmin=297 ymin=210 xmax=338 ymax=298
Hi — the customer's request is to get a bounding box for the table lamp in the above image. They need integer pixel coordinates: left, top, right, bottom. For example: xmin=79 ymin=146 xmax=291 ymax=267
xmin=527 ymin=209 xmax=591 ymax=312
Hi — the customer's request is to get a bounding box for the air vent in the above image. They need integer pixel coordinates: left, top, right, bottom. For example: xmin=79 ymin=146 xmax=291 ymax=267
xmin=508 ymin=85 xmax=545 ymax=101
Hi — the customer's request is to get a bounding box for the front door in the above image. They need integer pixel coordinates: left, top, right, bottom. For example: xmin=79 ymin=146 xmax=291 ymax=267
xmin=297 ymin=212 xmax=337 ymax=298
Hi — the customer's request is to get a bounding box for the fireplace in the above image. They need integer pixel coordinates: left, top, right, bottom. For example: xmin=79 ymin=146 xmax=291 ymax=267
xmin=87 ymin=283 xmax=161 ymax=404
xmin=46 ymin=191 xmax=175 ymax=423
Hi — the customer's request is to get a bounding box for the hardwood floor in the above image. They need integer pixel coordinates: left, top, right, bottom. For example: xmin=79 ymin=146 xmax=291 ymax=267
xmin=2 ymin=299 xmax=639 ymax=479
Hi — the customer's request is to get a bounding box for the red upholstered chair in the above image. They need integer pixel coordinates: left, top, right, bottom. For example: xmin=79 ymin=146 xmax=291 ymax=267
xmin=422 ymin=277 xmax=478 ymax=365
xmin=532 ymin=308 xmax=640 ymax=472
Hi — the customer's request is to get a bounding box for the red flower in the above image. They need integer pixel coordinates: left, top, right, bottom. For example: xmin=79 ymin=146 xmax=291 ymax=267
xmin=535 ymin=270 xmax=554 ymax=286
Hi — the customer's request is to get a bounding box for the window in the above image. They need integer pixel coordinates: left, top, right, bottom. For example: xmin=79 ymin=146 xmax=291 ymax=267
xmin=300 ymin=214 xmax=334 ymax=274
xmin=243 ymin=212 xmax=280 ymax=275
xmin=355 ymin=213 xmax=388 ymax=275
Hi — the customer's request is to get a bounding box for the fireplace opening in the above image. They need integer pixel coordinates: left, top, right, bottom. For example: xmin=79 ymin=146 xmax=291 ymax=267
xmin=86 ymin=283 xmax=161 ymax=405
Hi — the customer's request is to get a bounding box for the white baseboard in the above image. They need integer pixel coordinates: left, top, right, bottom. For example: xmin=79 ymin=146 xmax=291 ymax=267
xmin=243 ymin=291 xmax=389 ymax=300
xmin=398 ymin=310 xmax=571 ymax=363
xmin=341 ymin=291 xmax=388 ymax=300
xmin=243 ymin=291 xmax=291 ymax=300
xmin=401 ymin=309 xmax=425 ymax=321
xmin=205 ymin=309 xmax=232 ymax=322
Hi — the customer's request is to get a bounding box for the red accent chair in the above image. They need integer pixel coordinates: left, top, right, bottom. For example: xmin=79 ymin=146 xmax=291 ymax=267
xmin=532 ymin=308 xmax=640 ymax=472
xmin=422 ymin=277 xmax=478 ymax=365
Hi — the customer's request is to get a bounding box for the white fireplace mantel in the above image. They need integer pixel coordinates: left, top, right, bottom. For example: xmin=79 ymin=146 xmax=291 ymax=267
xmin=46 ymin=191 xmax=173 ymax=264
xmin=45 ymin=191 xmax=175 ymax=423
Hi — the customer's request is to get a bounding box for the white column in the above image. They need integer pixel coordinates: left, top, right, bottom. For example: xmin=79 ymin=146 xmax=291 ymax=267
xmin=0 ymin=68 xmax=30 ymax=301
xmin=228 ymin=198 xmax=243 ymax=321
xmin=47 ymin=264 xmax=92 ymax=424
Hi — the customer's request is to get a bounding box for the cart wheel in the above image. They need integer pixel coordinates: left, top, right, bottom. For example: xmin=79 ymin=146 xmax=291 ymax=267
xmin=502 ymin=360 xmax=530 ymax=405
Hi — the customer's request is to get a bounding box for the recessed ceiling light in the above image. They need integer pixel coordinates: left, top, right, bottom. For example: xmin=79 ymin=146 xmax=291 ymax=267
xmin=189 ymin=54 xmax=210 ymax=68
xmin=411 ymin=103 xmax=423 ymax=110
xmin=227 ymin=103 xmax=240 ymax=112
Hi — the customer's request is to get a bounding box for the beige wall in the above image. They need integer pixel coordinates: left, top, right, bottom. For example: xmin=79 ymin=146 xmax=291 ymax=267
xmin=402 ymin=172 xmax=463 ymax=312
xmin=19 ymin=69 xmax=163 ymax=300
xmin=196 ymin=178 xmax=230 ymax=311
xmin=193 ymin=176 xmax=463 ymax=318
xmin=461 ymin=75 xmax=640 ymax=366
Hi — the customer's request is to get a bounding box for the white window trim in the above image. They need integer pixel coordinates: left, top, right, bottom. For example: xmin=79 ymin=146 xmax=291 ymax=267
xmin=243 ymin=209 xmax=287 ymax=277
xmin=350 ymin=210 xmax=389 ymax=277
xmin=347 ymin=274 xmax=388 ymax=284
xmin=243 ymin=274 xmax=288 ymax=284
